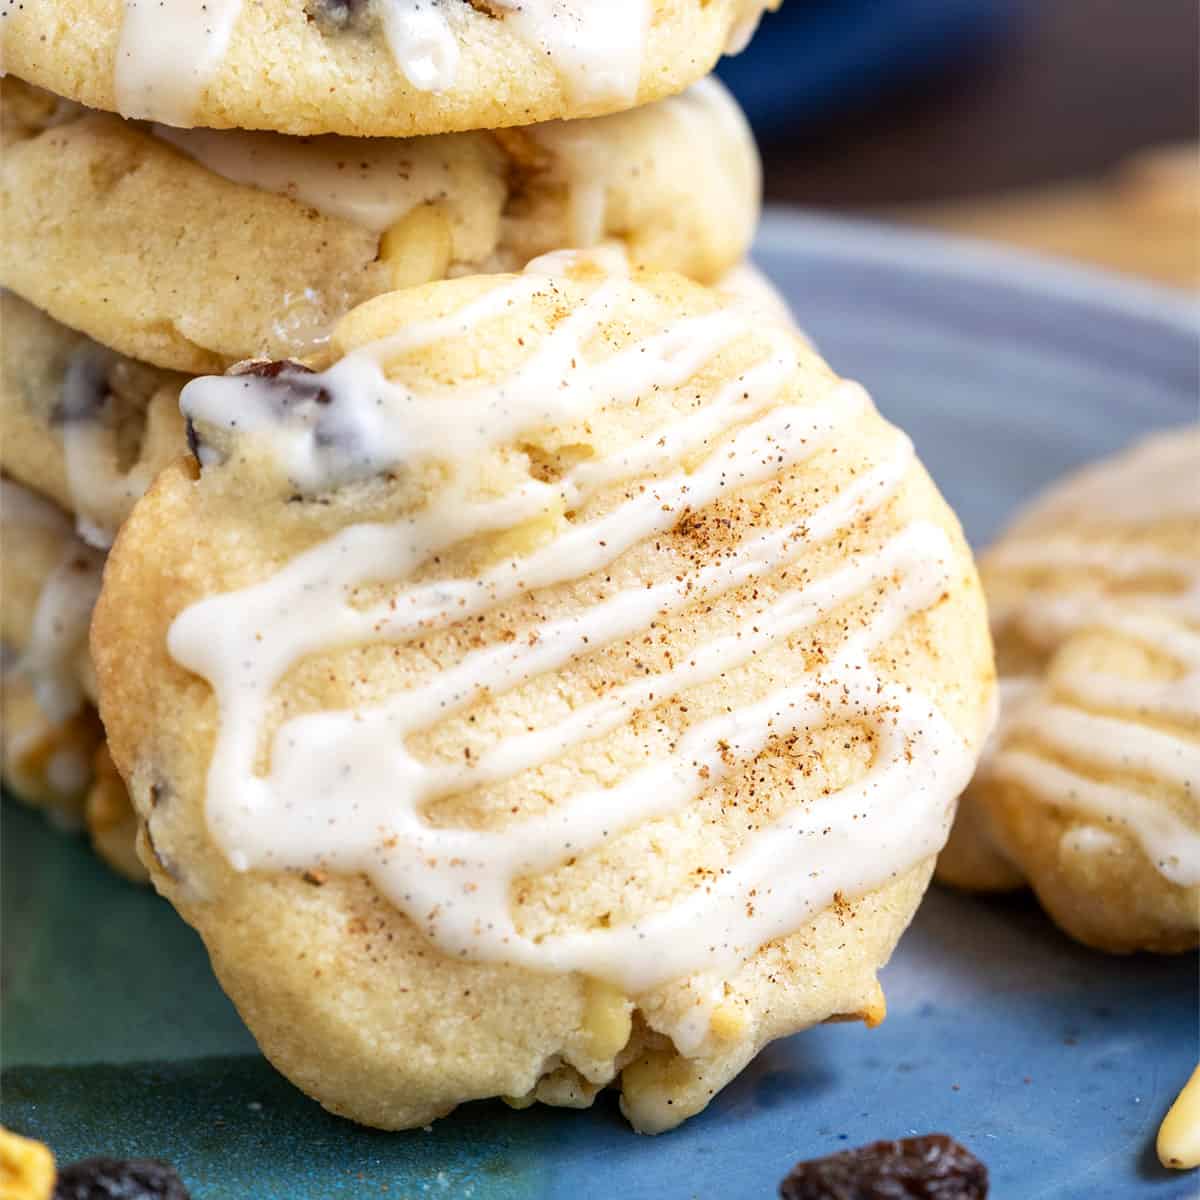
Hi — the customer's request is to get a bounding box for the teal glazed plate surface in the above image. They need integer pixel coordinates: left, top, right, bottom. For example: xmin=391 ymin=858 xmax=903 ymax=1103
xmin=3 ymin=213 xmax=1198 ymax=1198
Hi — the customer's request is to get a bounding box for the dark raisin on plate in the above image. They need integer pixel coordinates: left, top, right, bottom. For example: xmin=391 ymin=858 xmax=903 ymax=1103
xmin=53 ymin=1156 xmax=191 ymax=1200
xmin=779 ymin=1134 xmax=988 ymax=1200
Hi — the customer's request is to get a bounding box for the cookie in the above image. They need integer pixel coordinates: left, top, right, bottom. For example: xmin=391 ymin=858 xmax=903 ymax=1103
xmin=714 ymin=261 xmax=797 ymax=332
xmin=0 ymin=294 xmax=174 ymax=881
xmin=0 ymin=0 xmax=779 ymax=137
xmin=1 ymin=480 xmax=104 ymax=826
xmin=93 ymin=260 xmax=993 ymax=1132
xmin=85 ymin=744 xmax=149 ymax=883
xmin=0 ymin=268 xmax=784 ymax=546
xmin=0 ymin=291 xmax=188 ymax=549
xmin=937 ymin=428 xmax=1200 ymax=952
xmin=0 ymin=479 xmax=149 ymax=882
xmin=2 ymin=73 xmax=759 ymax=374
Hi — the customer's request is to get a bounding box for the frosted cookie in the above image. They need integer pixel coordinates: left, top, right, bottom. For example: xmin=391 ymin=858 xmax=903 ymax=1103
xmin=0 ymin=480 xmax=149 ymax=882
xmin=2 ymin=76 xmax=760 ymax=375
xmin=1 ymin=480 xmax=104 ymax=826
xmin=93 ymin=261 xmax=992 ymax=1133
xmin=0 ymin=474 xmax=150 ymax=883
xmin=937 ymin=428 xmax=1200 ymax=953
xmin=0 ymin=291 xmax=188 ymax=549
xmin=1 ymin=0 xmax=779 ymax=137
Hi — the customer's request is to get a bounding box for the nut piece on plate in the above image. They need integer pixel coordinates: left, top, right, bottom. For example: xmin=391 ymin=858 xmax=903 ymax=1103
xmin=0 ymin=1128 xmax=55 ymax=1200
xmin=1158 ymin=1064 xmax=1200 ymax=1171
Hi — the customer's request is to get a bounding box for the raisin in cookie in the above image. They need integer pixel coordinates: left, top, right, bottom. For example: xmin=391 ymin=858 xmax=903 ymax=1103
xmin=93 ymin=261 xmax=992 ymax=1133
xmin=1 ymin=0 xmax=779 ymax=138
xmin=0 ymin=268 xmax=782 ymax=544
xmin=0 ymin=293 xmax=176 ymax=880
xmin=937 ymin=428 xmax=1200 ymax=953
xmin=0 ymin=291 xmax=188 ymax=548
xmin=2 ymin=75 xmax=759 ymax=375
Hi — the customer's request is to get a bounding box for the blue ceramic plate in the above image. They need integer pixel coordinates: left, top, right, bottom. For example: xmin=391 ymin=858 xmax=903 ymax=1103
xmin=3 ymin=213 xmax=1197 ymax=1199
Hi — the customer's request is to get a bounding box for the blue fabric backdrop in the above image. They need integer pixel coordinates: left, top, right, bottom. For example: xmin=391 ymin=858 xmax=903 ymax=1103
xmin=717 ymin=0 xmax=1019 ymax=133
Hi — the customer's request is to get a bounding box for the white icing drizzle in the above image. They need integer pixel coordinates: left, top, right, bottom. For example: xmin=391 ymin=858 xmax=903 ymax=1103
xmin=154 ymin=75 xmax=755 ymax=268
xmin=183 ymin=274 xmax=763 ymax=491
xmin=379 ymin=1 xmax=462 ymax=92
xmin=58 ymin=346 xmax=157 ymax=549
xmin=0 ymin=480 xmax=104 ymax=723
xmin=19 ymin=544 xmax=104 ymax=723
xmin=985 ymin=427 xmax=1200 ymax=886
xmin=374 ymin=0 xmax=654 ymax=101
xmin=483 ymin=0 xmax=649 ymax=104
xmin=987 ymin=541 xmax=1200 ymax=652
xmin=525 ymin=245 xmax=632 ymax=280
xmin=169 ymin=269 xmax=977 ymax=1019
xmin=154 ymin=124 xmax=468 ymax=235
xmin=992 ymin=611 xmax=1200 ymax=887
xmin=63 ymin=419 xmax=155 ymax=550
xmin=530 ymin=77 xmax=756 ymax=250
xmin=115 ymin=0 xmax=244 ymax=126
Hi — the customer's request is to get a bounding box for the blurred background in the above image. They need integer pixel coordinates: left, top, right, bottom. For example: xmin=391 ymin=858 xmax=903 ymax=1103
xmin=717 ymin=0 xmax=1199 ymax=289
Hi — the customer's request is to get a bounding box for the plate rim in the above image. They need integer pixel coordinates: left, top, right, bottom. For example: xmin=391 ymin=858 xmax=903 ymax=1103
xmin=758 ymin=207 xmax=1200 ymax=338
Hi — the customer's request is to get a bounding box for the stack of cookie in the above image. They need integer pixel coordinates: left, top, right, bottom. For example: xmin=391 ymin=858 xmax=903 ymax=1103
xmin=1 ymin=1 xmax=783 ymax=879
xmin=0 ymin=3 xmax=1001 ymax=1136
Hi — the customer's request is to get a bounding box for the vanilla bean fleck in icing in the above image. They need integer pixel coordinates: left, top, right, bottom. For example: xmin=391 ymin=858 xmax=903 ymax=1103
xmin=116 ymin=0 xmax=244 ymax=125
xmin=154 ymin=125 xmax=472 ymax=234
xmin=169 ymin=267 xmax=977 ymax=1027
